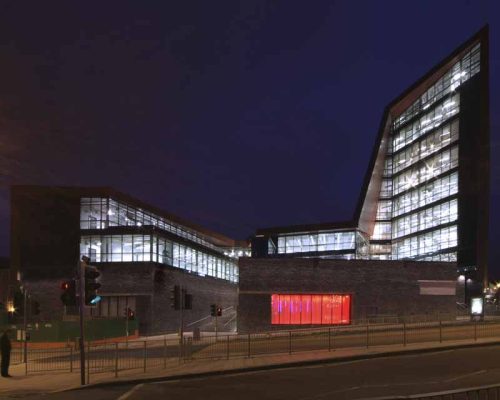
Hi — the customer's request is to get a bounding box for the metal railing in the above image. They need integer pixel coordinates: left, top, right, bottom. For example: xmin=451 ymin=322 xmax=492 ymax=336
xmin=16 ymin=318 xmax=500 ymax=380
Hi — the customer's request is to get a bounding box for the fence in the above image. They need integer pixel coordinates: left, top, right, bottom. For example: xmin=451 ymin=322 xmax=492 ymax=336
xmin=14 ymin=317 xmax=500 ymax=380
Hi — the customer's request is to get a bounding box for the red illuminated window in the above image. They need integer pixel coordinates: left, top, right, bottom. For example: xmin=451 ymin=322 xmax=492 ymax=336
xmin=271 ymin=294 xmax=351 ymax=325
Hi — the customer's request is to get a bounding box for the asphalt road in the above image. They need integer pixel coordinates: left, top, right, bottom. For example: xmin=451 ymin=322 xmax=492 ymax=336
xmin=23 ymin=344 xmax=500 ymax=400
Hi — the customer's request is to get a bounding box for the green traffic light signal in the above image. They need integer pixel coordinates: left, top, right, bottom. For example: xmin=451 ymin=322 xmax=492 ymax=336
xmin=83 ymin=261 xmax=101 ymax=306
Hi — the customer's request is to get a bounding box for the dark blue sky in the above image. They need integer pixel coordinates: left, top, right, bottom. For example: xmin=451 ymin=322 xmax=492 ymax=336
xmin=0 ymin=2 xmax=498 ymax=274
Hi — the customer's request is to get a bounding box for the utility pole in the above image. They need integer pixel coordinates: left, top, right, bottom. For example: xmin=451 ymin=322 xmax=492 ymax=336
xmin=78 ymin=259 xmax=86 ymax=386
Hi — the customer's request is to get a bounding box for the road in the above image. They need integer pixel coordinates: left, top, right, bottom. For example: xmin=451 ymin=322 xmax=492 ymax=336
xmin=24 ymin=344 xmax=500 ymax=400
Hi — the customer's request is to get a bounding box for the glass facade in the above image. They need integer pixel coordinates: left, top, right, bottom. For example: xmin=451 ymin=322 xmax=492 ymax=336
xmin=366 ymin=43 xmax=481 ymax=261
xmin=80 ymin=197 xmax=221 ymax=252
xmin=393 ymin=44 xmax=480 ymax=129
xmin=254 ymin=41 xmax=483 ymax=266
xmin=275 ymin=231 xmax=356 ymax=255
xmin=80 ymin=235 xmax=238 ymax=282
xmin=271 ymin=294 xmax=351 ymax=325
xmin=80 ymin=197 xmax=240 ymax=282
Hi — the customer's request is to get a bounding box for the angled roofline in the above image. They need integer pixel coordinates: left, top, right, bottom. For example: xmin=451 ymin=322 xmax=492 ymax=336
xmin=352 ymin=25 xmax=489 ymax=226
xmin=251 ymin=25 xmax=488 ymax=239
xmin=11 ymin=185 xmax=245 ymax=248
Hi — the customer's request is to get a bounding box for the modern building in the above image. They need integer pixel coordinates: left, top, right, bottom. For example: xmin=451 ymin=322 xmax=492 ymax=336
xmin=10 ymin=186 xmax=249 ymax=334
xmin=240 ymin=27 xmax=489 ymax=331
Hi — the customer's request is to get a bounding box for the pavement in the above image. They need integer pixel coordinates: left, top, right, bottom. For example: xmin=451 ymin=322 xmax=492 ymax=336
xmin=2 ymin=336 xmax=500 ymax=398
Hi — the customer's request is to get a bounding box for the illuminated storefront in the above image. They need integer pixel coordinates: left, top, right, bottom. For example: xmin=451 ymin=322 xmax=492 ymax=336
xmin=271 ymin=294 xmax=351 ymax=325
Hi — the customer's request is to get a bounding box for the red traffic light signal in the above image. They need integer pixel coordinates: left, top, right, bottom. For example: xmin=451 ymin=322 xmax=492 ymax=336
xmin=217 ymin=306 xmax=222 ymax=317
xmin=125 ymin=307 xmax=135 ymax=320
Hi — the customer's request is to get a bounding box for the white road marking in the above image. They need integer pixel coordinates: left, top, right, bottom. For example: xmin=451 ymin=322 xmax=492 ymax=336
xmin=116 ymin=383 xmax=144 ymax=400
xmin=443 ymin=369 xmax=487 ymax=383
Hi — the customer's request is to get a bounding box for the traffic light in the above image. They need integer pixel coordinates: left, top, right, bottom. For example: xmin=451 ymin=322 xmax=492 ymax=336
xmin=60 ymin=280 xmax=77 ymax=306
xmin=170 ymin=285 xmax=181 ymax=310
xmin=13 ymin=290 xmax=23 ymax=315
xmin=31 ymin=300 xmax=41 ymax=315
xmin=217 ymin=306 xmax=222 ymax=317
xmin=210 ymin=304 xmax=216 ymax=317
xmin=125 ymin=307 xmax=135 ymax=320
xmin=184 ymin=293 xmax=192 ymax=310
xmin=82 ymin=256 xmax=101 ymax=306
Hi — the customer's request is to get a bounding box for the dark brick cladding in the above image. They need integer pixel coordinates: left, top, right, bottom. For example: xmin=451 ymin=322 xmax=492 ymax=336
xmin=238 ymin=258 xmax=458 ymax=333
xmin=26 ymin=263 xmax=237 ymax=335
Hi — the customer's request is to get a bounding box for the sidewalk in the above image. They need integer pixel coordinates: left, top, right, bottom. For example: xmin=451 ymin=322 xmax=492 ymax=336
xmin=2 ymin=337 xmax=500 ymax=397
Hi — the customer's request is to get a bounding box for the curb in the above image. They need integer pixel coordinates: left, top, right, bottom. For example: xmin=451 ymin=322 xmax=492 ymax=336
xmin=62 ymin=339 xmax=500 ymax=392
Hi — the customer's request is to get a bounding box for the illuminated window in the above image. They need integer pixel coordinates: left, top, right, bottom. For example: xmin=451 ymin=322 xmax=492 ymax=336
xmin=372 ymin=222 xmax=391 ymax=240
xmin=80 ymin=234 xmax=238 ymax=282
xmin=393 ymin=225 xmax=458 ymax=260
xmin=393 ymin=44 xmax=479 ymax=130
xmin=277 ymin=231 xmax=356 ymax=254
xmin=271 ymin=294 xmax=351 ymax=325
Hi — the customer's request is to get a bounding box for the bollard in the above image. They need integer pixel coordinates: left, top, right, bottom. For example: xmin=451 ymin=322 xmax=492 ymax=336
xmin=474 ymin=321 xmax=477 ymax=342
xmin=226 ymin=335 xmax=230 ymax=360
xmin=70 ymin=346 xmax=73 ymax=372
xmin=403 ymin=323 xmax=407 ymax=347
xmin=289 ymin=331 xmax=292 ymax=355
xmin=114 ymin=343 xmax=118 ymax=378
xmin=366 ymin=325 xmax=369 ymax=348
xmin=143 ymin=341 xmax=147 ymax=372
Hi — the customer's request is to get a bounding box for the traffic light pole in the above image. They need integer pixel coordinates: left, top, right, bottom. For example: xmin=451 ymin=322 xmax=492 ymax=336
xmin=23 ymin=288 xmax=27 ymax=363
xmin=215 ymin=313 xmax=218 ymax=341
xmin=179 ymin=285 xmax=184 ymax=357
xmin=78 ymin=260 xmax=86 ymax=386
xmin=125 ymin=299 xmax=129 ymax=341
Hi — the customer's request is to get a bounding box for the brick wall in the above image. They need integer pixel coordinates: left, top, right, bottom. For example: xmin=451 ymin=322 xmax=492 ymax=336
xmin=24 ymin=262 xmax=238 ymax=335
xmin=238 ymin=258 xmax=458 ymax=332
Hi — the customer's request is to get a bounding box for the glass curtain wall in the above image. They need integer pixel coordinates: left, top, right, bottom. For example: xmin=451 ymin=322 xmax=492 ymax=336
xmin=80 ymin=197 xmax=220 ymax=252
xmin=275 ymin=231 xmax=356 ymax=255
xmin=380 ymin=43 xmax=481 ymax=261
xmin=80 ymin=234 xmax=238 ymax=282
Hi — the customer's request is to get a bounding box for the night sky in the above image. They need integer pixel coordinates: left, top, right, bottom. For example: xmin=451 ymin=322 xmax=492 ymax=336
xmin=0 ymin=2 xmax=498 ymax=274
